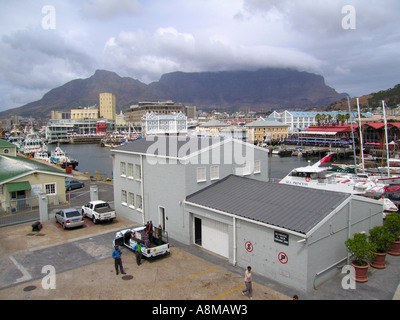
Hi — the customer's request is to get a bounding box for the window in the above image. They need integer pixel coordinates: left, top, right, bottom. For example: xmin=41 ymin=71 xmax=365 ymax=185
xmin=197 ymin=167 xmax=206 ymax=182
xmin=135 ymin=164 xmax=142 ymax=181
xmin=128 ymin=192 xmax=135 ymax=208
xmin=243 ymin=161 xmax=252 ymax=176
xmin=254 ymin=160 xmax=261 ymax=174
xmin=127 ymin=163 xmax=133 ymax=178
xmin=120 ymin=162 xmax=126 ymax=176
xmin=136 ymin=194 xmax=143 ymax=211
xmin=210 ymin=165 xmax=219 ymax=181
xmin=121 ymin=190 xmax=127 ymax=205
xmin=45 ymin=183 xmax=56 ymax=195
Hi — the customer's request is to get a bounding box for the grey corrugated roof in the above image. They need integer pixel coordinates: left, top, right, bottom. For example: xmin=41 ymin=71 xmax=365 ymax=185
xmin=112 ymin=136 xmax=230 ymax=158
xmin=186 ymin=175 xmax=350 ymax=235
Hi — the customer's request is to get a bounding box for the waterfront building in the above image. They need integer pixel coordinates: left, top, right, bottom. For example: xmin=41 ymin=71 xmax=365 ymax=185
xmin=245 ymin=117 xmax=290 ymax=143
xmin=125 ymin=101 xmax=185 ymax=125
xmin=111 ymin=136 xmax=269 ymax=240
xmin=0 ymin=155 xmax=70 ymax=213
xmin=270 ymin=110 xmax=374 ymax=133
xmin=0 ymin=139 xmax=17 ymax=157
xmin=111 ymin=135 xmax=384 ymax=293
xmin=195 ymin=119 xmax=230 ymax=136
xmin=50 ymin=111 xmax=71 ymax=120
xmin=71 ymin=107 xmax=99 ymax=119
xmin=141 ymin=112 xmax=187 ymax=136
xmin=46 ymin=118 xmax=114 ymax=141
xmin=99 ymin=92 xmax=116 ymax=121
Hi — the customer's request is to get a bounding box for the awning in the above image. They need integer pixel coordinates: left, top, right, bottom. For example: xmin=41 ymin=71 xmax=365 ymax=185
xmin=5 ymin=181 xmax=31 ymax=193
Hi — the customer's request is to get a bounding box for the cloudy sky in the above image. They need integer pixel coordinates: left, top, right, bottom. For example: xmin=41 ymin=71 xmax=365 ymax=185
xmin=0 ymin=0 xmax=399 ymax=112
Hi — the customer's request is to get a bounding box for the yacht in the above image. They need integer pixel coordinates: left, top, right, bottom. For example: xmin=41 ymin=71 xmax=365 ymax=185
xmin=279 ymin=153 xmax=387 ymax=194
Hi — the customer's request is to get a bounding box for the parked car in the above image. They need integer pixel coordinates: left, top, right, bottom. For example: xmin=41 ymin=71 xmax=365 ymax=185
xmin=82 ymin=200 xmax=116 ymax=224
xmin=55 ymin=208 xmax=85 ymax=229
xmin=65 ymin=179 xmax=84 ymax=191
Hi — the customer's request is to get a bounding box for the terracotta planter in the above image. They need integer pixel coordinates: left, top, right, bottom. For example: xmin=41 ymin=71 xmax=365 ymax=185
xmin=388 ymin=241 xmax=400 ymax=256
xmin=371 ymin=252 xmax=387 ymax=269
xmin=351 ymin=261 xmax=369 ymax=283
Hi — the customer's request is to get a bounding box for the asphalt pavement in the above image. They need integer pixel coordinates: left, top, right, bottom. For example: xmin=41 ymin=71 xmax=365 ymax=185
xmin=0 ymin=170 xmax=399 ymax=301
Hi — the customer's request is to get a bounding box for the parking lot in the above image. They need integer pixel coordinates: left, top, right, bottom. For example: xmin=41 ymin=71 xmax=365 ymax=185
xmin=0 ymin=216 xmax=290 ymax=301
xmin=0 ymin=177 xmax=291 ymax=301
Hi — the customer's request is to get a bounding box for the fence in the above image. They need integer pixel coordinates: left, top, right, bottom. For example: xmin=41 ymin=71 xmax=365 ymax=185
xmin=0 ymin=190 xmax=115 ymax=228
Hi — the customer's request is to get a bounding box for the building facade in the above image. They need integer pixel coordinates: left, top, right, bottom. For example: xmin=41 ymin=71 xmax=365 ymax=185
xmin=245 ymin=117 xmax=290 ymax=143
xmin=185 ymin=175 xmax=383 ymax=292
xmin=141 ymin=112 xmax=187 ymax=136
xmin=111 ymin=136 xmax=270 ymax=241
xmin=71 ymin=107 xmax=99 ymax=119
xmin=125 ymin=101 xmax=185 ymax=125
xmin=99 ymin=92 xmax=116 ymax=120
xmin=0 ymin=155 xmax=70 ymax=214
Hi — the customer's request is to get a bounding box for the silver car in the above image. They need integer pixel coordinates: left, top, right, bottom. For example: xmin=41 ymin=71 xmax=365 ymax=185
xmin=55 ymin=208 xmax=85 ymax=229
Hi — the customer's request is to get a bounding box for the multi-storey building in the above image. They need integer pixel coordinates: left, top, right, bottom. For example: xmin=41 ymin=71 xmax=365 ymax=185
xmin=99 ymin=93 xmax=116 ymax=120
xmin=71 ymin=107 xmax=99 ymax=119
xmin=245 ymin=117 xmax=290 ymax=143
xmin=141 ymin=112 xmax=187 ymax=136
xmin=125 ymin=101 xmax=185 ymax=125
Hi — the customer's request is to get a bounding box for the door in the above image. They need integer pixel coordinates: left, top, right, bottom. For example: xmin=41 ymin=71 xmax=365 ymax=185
xmin=194 ymin=217 xmax=202 ymax=246
xmin=195 ymin=216 xmax=229 ymax=258
xmin=159 ymin=206 xmax=166 ymax=230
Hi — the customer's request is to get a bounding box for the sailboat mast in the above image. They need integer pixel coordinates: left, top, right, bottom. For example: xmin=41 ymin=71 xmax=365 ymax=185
xmin=356 ymin=98 xmax=365 ymax=171
xmin=382 ymin=100 xmax=390 ymax=177
xmin=347 ymin=97 xmax=357 ymax=173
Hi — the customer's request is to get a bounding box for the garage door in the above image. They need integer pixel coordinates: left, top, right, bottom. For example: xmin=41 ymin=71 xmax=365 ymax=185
xmin=199 ymin=217 xmax=229 ymax=258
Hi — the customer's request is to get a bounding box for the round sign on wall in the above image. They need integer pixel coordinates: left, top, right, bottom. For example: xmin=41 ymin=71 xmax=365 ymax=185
xmin=278 ymin=252 xmax=288 ymax=264
xmin=245 ymin=241 xmax=253 ymax=252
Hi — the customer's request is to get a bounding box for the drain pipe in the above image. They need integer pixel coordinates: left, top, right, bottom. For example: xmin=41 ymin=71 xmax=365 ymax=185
xmin=233 ymin=216 xmax=237 ymax=266
xmin=347 ymin=195 xmax=352 ymax=265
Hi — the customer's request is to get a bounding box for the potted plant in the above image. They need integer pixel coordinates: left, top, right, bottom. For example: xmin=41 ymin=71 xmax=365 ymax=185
xmin=345 ymin=233 xmax=376 ymax=282
xmin=384 ymin=212 xmax=400 ymax=256
xmin=368 ymin=225 xmax=395 ymax=269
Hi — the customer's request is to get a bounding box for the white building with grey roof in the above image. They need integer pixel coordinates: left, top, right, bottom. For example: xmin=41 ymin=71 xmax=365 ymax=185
xmin=111 ymin=136 xmax=384 ymax=293
xmin=185 ymin=175 xmax=383 ymax=292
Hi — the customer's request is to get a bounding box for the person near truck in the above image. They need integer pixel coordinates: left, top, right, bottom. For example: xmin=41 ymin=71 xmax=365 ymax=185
xmin=133 ymin=242 xmax=142 ymax=266
xmin=146 ymin=221 xmax=154 ymax=244
xmin=112 ymin=245 xmax=126 ymax=275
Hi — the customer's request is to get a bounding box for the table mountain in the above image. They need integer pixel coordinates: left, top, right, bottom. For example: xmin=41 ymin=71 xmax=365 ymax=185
xmin=0 ymin=68 xmax=345 ymax=118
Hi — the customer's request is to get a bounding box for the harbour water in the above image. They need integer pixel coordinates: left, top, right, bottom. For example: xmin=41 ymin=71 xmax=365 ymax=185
xmin=48 ymin=143 xmax=326 ymax=180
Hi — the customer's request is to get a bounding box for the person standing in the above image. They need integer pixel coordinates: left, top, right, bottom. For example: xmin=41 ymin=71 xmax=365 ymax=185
xmin=133 ymin=242 xmax=142 ymax=266
xmin=112 ymin=245 xmax=126 ymax=275
xmin=242 ymin=266 xmax=252 ymax=299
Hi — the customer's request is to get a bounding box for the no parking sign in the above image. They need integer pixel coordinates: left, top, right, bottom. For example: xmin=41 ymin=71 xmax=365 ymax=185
xmin=245 ymin=241 xmax=253 ymax=252
xmin=278 ymin=252 xmax=288 ymax=264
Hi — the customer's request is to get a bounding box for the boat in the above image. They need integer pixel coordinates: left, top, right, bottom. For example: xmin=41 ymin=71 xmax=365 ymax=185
xmin=50 ymin=145 xmax=79 ymax=169
xmin=279 ymin=153 xmax=388 ymax=195
xmin=34 ymin=144 xmax=51 ymax=162
xmin=20 ymin=129 xmax=43 ymax=156
xmin=272 ymin=147 xmax=292 ymax=157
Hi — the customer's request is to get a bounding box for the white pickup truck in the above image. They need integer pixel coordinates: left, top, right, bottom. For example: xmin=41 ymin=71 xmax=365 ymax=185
xmin=81 ymin=200 xmax=116 ymax=224
xmin=113 ymin=226 xmax=170 ymax=259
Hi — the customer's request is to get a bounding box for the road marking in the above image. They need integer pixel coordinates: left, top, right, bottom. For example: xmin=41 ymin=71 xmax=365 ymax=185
xmin=212 ymin=284 xmax=245 ymax=300
xmin=162 ymin=267 xmax=217 ymax=288
xmin=9 ymin=255 xmax=32 ymax=283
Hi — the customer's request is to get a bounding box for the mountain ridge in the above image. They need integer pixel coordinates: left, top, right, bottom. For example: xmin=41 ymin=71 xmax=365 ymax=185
xmin=0 ymin=68 xmax=346 ymax=118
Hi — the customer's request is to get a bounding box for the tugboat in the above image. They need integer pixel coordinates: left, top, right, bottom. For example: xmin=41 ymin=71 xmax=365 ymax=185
xmin=50 ymin=145 xmax=79 ymax=169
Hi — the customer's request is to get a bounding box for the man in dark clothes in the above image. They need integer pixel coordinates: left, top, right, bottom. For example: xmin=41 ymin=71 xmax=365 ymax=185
xmin=112 ymin=245 xmax=126 ymax=275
